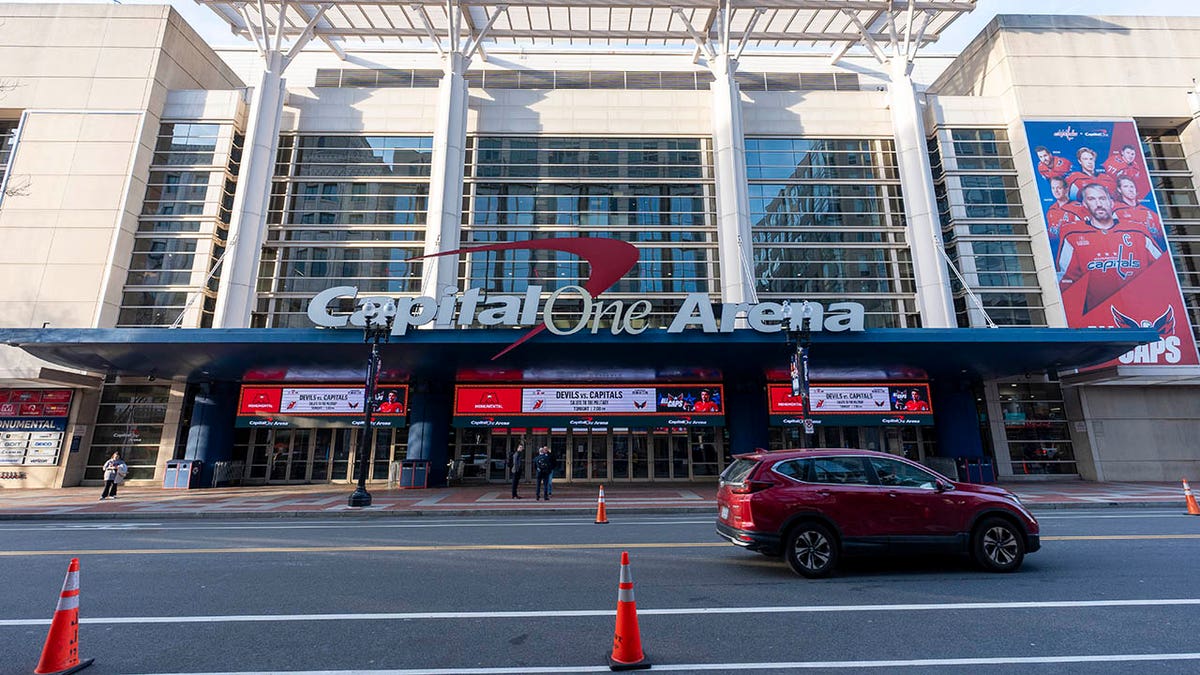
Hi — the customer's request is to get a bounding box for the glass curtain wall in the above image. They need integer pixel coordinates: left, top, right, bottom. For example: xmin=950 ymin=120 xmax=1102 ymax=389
xmin=254 ymin=135 xmax=433 ymax=327
xmin=930 ymin=128 xmax=1046 ymax=327
xmin=1141 ymin=126 xmax=1200 ymax=338
xmin=746 ymin=138 xmax=918 ymax=328
xmin=119 ymin=122 xmax=243 ymax=327
xmin=997 ymin=381 xmax=1076 ymax=475
xmin=84 ymin=385 xmax=173 ymax=481
xmin=462 ymin=137 xmax=719 ymax=327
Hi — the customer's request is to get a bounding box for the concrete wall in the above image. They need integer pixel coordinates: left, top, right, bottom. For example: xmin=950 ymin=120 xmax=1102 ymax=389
xmin=0 ymin=4 xmax=242 ymax=488
xmin=1071 ymin=386 xmax=1200 ymax=481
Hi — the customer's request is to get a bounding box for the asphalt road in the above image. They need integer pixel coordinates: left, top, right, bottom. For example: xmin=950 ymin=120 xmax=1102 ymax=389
xmin=0 ymin=508 xmax=1198 ymax=674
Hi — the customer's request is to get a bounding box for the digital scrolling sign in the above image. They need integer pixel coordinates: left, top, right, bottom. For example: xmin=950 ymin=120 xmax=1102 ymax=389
xmin=236 ymin=384 xmax=409 ymax=428
xmin=767 ymin=383 xmax=934 ymax=426
xmin=452 ymin=384 xmax=725 ymax=429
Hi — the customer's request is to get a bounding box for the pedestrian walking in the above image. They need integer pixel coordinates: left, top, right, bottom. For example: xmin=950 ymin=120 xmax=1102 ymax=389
xmin=509 ymin=443 xmax=524 ymax=499
xmin=546 ymin=447 xmax=556 ymax=498
xmin=534 ymin=446 xmax=556 ymax=501
xmin=99 ymin=452 xmax=127 ymax=500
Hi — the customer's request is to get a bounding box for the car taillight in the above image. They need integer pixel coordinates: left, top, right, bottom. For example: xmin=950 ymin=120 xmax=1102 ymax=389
xmin=730 ymin=479 xmax=774 ymax=495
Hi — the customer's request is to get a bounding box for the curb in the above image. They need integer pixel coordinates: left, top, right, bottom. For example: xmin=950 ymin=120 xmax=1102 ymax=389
xmin=0 ymin=501 xmax=1186 ymax=521
xmin=0 ymin=505 xmax=719 ymax=521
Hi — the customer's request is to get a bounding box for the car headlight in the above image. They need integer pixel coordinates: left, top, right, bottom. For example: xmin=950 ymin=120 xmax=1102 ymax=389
xmin=1004 ymin=492 xmax=1023 ymax=506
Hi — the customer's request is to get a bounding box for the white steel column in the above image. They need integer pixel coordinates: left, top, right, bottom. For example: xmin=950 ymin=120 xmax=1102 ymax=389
xmin=709 ymin=54 xmax=755 ymax=305
xmin=888 ymin=58 xmax=955 ymax=327
xmin=212 ymin=2 xmax=335 ymax=327
xmin=213 ymin=53 xmax=286 ymax=327
xmin=421 ymin=52 xmax=469 ymax=297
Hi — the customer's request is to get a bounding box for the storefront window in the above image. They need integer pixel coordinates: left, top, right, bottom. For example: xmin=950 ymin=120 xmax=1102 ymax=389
xmin=999 ymin=383 xmax=1076 ymax=475
xmin=85 ymin=385 xmax=172 ymax=481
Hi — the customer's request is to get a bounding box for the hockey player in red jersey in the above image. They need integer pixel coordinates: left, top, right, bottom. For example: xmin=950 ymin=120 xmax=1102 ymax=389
xmin=1045 ymin=176 xmax=1089 ymax=260
xmin=1035 ymin=146 xmax=1071 ymax=181
xmin=1103 ymin=144 xmax=1146 ymax=188
xmin=1112 ymin=175 xmax=1168 ymax=250
xmin=1065 ymin=147 xmax=1117 ymax=200
xmin=1058 ymin=183 xmax=1163 ymax=313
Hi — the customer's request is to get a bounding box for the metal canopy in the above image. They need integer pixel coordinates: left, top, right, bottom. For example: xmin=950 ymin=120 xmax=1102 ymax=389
xmin=0 ymin=326 xmax=1157 ymax=382
xmin=196 ymin=0 xmax=976 ymax=56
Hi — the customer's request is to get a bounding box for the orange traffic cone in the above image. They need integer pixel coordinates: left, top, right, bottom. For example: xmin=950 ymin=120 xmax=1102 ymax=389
xmin=35 ymin=558 xmax=93 ymax=675
xmin=594 ymin=485 xmax=609 ymax=524
xmin=1183 ymin=479 xmax=1200 ymax=516
xmin=607 ymin=551 xmax=649 ymax=671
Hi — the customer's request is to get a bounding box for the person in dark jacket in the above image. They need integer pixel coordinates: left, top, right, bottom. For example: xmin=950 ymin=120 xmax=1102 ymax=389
xmin=534 ymin=446 xmax=557 ymax=501
xmin=508 ymin=443 xmax=524 ymax=499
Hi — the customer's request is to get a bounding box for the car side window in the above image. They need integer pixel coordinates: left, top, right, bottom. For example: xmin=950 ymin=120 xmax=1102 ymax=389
xmin=869 ymin=457 xmax=938 ymax=489
xmin=773 ymin=458 xmax=813 ymax=482
xmin=808 ymin=457 xmax=870 ymax=485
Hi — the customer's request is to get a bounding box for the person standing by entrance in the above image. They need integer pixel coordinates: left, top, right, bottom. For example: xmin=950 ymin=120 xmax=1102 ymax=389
xmin=100 ymin=452 xmax=127 ymax=500
xmin=534 ymin=446 xmax=556 ymax=501
xmin=509 ymin=443 xmax=524 ymax=499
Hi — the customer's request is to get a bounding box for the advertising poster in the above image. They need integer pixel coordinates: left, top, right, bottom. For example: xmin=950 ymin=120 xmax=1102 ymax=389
xmin=1024 ymin=120 xmax=1198 ymax=367
xmin=0 ymin=389 xmax=72 ymax=465
xmin=236 ymin=385 xmax=409 ymax=428
xmin=453 ymin=384 xmax=724 ymax=428
xmin=767 ymin=383 xmax=933 ymax=426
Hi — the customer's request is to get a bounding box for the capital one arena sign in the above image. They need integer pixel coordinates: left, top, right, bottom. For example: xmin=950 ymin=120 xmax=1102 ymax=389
xmin=307 ymin=238 xmax=864 ymax=358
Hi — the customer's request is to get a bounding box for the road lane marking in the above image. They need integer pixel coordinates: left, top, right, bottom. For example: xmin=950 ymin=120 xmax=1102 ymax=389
xmin=138 ymin=652 xmax=1200 ymax=674
xmin=1041 ymin=534 xmax=1200 ymax=541
xmin=4 ymin=597 xmax=1200 ymax=627
xmin=3 ymin=532 xmax=1198 ymax=556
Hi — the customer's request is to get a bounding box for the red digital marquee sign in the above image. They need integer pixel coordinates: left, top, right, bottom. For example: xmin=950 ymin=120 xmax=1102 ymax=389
xmin=236 ymin=384 xmax=409 ymax=428
xmin=453 ymin=384 xmax=725 ymax=428
xmin=767 ymin=383 xmax=934 ymax=426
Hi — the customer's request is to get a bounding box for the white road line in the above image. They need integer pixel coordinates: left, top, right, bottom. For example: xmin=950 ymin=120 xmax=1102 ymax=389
xmin=4 ymin=598 xmax=1200 ymax=627
xmin=1036 ymin=512 xmax=1187 ymax=519
xmin=140 ymin=652 xmax=1200 ymax=674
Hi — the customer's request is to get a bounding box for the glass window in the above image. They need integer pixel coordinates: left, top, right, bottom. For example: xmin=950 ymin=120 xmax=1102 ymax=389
xmin=85 ymin=384 xmax=172 ymax=481
xmin=867 ymin=457 xmax=938 ymax=488
xmin=807 ymin=456 xmax=870 ymax=485
xmin=0 ymin=120 xmax=19 ymax=203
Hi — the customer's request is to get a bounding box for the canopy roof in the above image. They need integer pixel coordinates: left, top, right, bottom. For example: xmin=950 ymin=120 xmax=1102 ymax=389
xmin=0 ymin=326 xmax=1156 ymax=382
xmin=197 ymin=0 xmax=976 ymax=56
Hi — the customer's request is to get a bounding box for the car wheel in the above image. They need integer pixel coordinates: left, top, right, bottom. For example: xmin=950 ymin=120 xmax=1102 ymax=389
xmin=785 ymin=522 xmax=838 ymax=578
xmin=972 ymin=517 xmax=1025 ymax=572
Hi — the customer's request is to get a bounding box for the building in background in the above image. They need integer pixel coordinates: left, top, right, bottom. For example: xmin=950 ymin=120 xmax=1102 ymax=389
xmin=0 ymin=2 xmax=1195 ymax=490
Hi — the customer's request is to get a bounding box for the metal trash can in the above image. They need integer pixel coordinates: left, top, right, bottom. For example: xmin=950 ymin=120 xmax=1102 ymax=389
xmin=163 ymin=459 xmax=203 ymax=489
xmin=398 ymin=460 xmax=429 ymax=489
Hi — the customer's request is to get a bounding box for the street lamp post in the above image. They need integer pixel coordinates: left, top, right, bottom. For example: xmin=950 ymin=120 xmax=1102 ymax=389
xmin=782 ymin=300 xmax=815 ymax=444
xmin=349 ymin=300 xmax=395 ymax=508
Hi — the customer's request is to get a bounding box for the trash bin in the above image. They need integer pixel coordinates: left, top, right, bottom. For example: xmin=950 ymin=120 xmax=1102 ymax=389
xmin=163 ymin=459 xmax=203 ymax=489
xmin=398 ymin=460 xmax=429 ymax=489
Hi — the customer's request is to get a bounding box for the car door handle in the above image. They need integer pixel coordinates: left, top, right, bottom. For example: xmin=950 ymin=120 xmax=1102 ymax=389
xmin=816 ymin=490 xmax=831 ymax=497
xmin=887 ymin=492 xmax=899 ymax=498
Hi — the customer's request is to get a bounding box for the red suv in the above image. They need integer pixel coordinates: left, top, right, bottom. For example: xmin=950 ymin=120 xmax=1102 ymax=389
xmin=716 ymin=449 xmax=1040 ymax=577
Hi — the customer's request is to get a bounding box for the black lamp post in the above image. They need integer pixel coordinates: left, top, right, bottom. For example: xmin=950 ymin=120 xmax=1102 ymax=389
xmin=782 ymin=300 xmax=815 ymax=444
xmin=348 ymin=301 xmax=395 ymax=508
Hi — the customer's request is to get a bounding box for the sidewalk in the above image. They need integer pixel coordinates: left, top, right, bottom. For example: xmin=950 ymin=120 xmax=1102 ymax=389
xmin=0 ymin=480 xmax=1190 ymax=520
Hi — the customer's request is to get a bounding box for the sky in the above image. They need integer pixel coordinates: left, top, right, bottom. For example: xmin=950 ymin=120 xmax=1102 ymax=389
xmin=7 ymin=0 xmax=1200 ymax=52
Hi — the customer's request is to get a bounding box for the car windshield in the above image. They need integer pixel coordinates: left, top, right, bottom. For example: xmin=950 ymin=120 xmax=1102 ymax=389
xmin=720 ymin=458 xmax=759 ymax=485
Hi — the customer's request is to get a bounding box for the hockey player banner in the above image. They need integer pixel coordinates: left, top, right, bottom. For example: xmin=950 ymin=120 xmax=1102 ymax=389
xmin=1024 ymin=120 xmax=1198 ymax=366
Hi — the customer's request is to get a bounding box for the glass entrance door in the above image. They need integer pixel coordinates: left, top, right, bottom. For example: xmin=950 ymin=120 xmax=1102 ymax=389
xmin=267 ymin=429 xmax=312 ymax=483
xmin=568 ymin=429 xmax=609 ymax=481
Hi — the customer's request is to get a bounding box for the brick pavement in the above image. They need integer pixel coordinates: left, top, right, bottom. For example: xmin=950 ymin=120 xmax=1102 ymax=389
xmin=0 ymin=479 xmax=1191 ymax=519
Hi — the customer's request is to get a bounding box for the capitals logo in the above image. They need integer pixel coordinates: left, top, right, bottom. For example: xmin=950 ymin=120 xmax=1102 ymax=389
xmin=1085 ymin=238 xmax=1141 ymax=280
xmin=1112 ymin=305 xmax=1184 ymax=365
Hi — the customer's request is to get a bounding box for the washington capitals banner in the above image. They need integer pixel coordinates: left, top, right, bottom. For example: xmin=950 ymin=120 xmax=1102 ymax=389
xmin=1024 ymin=119 xmax=1198 ymax=366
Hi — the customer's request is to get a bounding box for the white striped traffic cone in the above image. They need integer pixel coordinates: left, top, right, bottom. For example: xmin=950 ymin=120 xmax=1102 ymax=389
xmin=35 ymin=557 xmax=94 ymax=675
